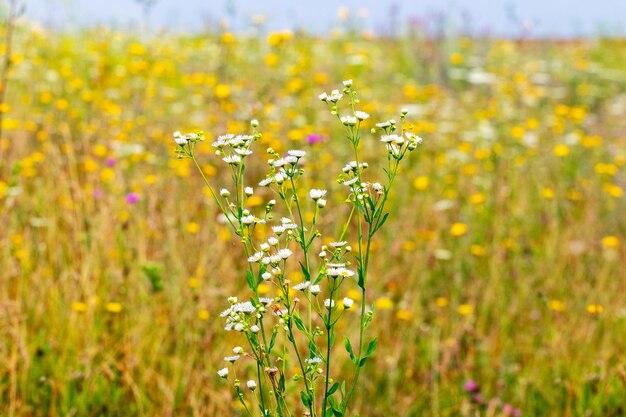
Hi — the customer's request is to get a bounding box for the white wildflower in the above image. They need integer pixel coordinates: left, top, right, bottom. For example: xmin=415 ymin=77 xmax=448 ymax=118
xmin=278 ymin=248 xmax=293 ymax=259
xmin=223 ymin=155 xmax=242 ymax=165
xmin=341 ymin=115 xmax=357 ymax=126
xmin=310 ymin=189 xmax=327 ymax=200
xmin=355 ymin=111 xmax=369 ymax=121
xmin=343 ymin=297 xmax=354 ymax=309
xmin=217 ymin=367 xmax=229 ymax=378
xmin=248 ymin=252 xmax=263 ymax=263
xmin=293 ymin=281 xmax=310 ymax=291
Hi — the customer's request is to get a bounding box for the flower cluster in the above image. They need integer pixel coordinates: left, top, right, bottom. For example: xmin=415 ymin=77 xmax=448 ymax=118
xmin=175 ymin=80 xmax=422 ymax=417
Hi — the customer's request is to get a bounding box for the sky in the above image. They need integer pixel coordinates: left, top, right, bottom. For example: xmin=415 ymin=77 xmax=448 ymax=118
xmin=21 ymin=0 xmax=626 ymax=37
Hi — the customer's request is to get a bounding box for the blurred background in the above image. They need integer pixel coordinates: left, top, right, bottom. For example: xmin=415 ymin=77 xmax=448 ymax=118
xmin=21 ymin=0 xmax=626 ymax=37
xmin=1 ymin=1 xmax=626 ymax=416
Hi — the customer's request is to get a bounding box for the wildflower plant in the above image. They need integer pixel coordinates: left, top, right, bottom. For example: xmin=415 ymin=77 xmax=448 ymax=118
xmin=173 ymin=81 xmax=422 ymax=417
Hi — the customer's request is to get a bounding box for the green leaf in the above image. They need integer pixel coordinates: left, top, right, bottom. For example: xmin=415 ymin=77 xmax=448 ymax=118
xmin=300 ymin=391 xmax=312 ymax=408
xmin=269 ymin=328 xmax=278 ymax=351
xmin=359 ymin=357 xmax=368 ymax=367
xmin=344 ymin=337 xmax=357 ymax=364
xmin=278 ymin=372 xmax=285 ymax=391
xmin=366 ymin=338 xmax=378 ymax=357
xmin=328 ymin=382 xmax=339 ymax=396
xmin=300 ymin=262 xmax=311 ymax=281
xmin=293 ymin=313 xmax=307 ymax=333
xmin=373 ymin=212 xmax=389 ymax=234
xmin=246 ymin=270 xmax=256 ymax=291
xmin=141 ymin=262 xmax=163 ymax=293
xmin=357 ymin=269 xmax=365 ymax=290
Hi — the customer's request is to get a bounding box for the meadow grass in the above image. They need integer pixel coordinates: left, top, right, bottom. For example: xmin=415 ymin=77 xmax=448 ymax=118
xmin=1 ymin=22 xmax=626 ymax=416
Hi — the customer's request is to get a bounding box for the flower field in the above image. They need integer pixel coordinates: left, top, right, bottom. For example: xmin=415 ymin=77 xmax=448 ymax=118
xmin=1 ymin=21 xmax=626 ymax=416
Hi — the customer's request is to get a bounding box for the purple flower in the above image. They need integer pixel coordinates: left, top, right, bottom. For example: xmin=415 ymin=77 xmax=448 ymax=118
xmin=502 ymin=404 xmax=514 ymax=415
xmin=126 ymin=192 xmax=140 ymax=204
xmin=93 ymin=188 xmax=103 ymax=199
xmin=471 ymin=393 xmax=483 ymax=404
xmin=106 ymin=158 xmax=116 ymax=167
xmin=463 ymin=379 xmax=479 ymax=393
xmin=306 ymin=134 xmax=324 ymax=144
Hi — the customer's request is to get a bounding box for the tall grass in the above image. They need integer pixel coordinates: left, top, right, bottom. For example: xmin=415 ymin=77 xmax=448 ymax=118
xmin=1 ymin=21 xmax=625 ymax=416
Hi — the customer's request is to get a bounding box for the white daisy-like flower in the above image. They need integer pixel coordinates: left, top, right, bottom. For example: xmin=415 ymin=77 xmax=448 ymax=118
xmin=274 ymin=173 xmax=286 ymax=184
xmin=288 ymin=150 xmax=306 ymax=158
xmin=330 ymin=241 xmax=348 ymax=248
xmin=233 ymin=346 xmax=244 ymax=354
xmin=261 ymin=272 xmax=272 ymax=280
xmin=267 ymin=237 xmax=279 ymax=246
xmin=259 ymin=297 xmax=274 ymax=304
xmin=250 ymin=325 xmax=260 ymax=333
xmin=248 ymin=252 xmax=263 ymax=263
xmin=309 ymin=189 xmax=327 ymax=200
xmin=173 ymin=131 xmax=190 ymax=145
xmin=342 ymin=79 xmax=353 ymax=87
xmin=278 ymin=248 xmax=292 ymax=259
xmin=343 ymin=297 xmax=354 ymax=309
xmin=376 ymin=121 xmax=391 ymax=128
xmin=317 ymin=198 xmax=327 ymax=208
xmin=220 ymin=188 xmax=230 ymax=197
xmin=380 ymin=134 xmax=401 ymax=143
xmin=406 ymin=132 xmax=423 ymax=144
xmin=272 ymin=158 xmax=286 ymax=168
xmin=324 ymin=299 xmax=336 ymax=308
xmin=319 ymin=92 xmax=328 ymax=101
xmin=272 ymin=225 xmax=285 ymax=235
xmin=232 ymin=302 xmax=256 ymax=313
xmin=244 ymin=187 xmax=254 ymax=196
xmin=240 ymin=215 xmax=255 ymax=225
xmin=224 ymin=355 xmax=240 ymax=363
xmin=281 ymin=217 xmax=293 ymax=224
xmin=341 ymin=115 xmax=357 ymax=126
xmin=310 ymin=285 xmax=321 ymax=295
xmin=343 ymin=177 xmax=359 ymax=187
xmin=217 ymin=367 xmax=229 ymax=378
xmin=284 ymin=155 xmax=298 ymax=165
xmin=269 ymin=255 xmax=281 ymax=264
xmin=305 ymin=356 xmax=323 ymax=364
xmin=292 ymin=281 xmax=310 ymax=291
xmin=327 ymin=263 xmax=346 ymax=268
xmin=258 ymin=177 xmax=273 ymax=187
xmin=223 ymin=155 xmax=241 ymax=165
xmin=247 ymin=380 xmax=257 ymax=390
xmin=234 ymin=323 xmax=244 ymax=331
xmin=328 ymin=90 xmax=343 ymax=102
xmin=234 ymin=148 xmax=253 ymax=156
xmin=355 ymin=111 xmax=369 ymax=121
xmin=372 ymin=183 xmax=384 ymax=192
xmin=260 ymin=243 xmax=270 ymax=252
